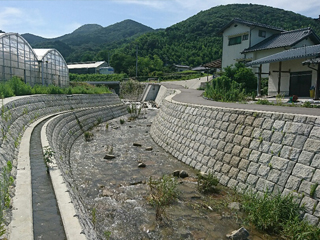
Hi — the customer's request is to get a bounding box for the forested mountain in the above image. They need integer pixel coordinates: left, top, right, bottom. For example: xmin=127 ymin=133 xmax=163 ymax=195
xmin=22 ymin=19 xmax=154 ymax=62
xmin=22 ymin=4 xmax=320 ymax=75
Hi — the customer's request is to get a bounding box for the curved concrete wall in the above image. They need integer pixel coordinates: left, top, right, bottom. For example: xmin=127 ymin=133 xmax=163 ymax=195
xmin=0 ymin=93 xmax=126 ymax=239
xmin=150 ymin=92 xmax=320 ymax=226
xmin=45 ymin=104 xmax=127 ymax=239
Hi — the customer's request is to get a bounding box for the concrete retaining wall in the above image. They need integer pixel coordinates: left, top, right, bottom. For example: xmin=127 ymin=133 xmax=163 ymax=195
xmin=45 ymin=104 xmax=127 ymax=239
xmin=150 ymin=92 xmax=320 ymax=226
xmin=0 ymin=93 xmax=126 ymax=239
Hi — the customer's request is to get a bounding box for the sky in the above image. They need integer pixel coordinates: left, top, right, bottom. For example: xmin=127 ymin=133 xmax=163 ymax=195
xmin=0 ymin=0 xmax=319 ymax=38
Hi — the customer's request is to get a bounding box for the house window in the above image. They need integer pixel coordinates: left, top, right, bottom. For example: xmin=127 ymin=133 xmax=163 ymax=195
xmin=229 ymin=36 xmax=241 ymax=46
xmin=242 ymin=34 xmax=248 ymax=40
xmin=259 ymin=30 xmax=266 ymax=38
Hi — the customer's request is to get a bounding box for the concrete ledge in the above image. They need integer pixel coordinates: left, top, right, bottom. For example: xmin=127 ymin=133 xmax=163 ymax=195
xmin=10 ymin=114 xmax=58 ymax=240
xmin=41 ymin=116 xmax=86 ymax=240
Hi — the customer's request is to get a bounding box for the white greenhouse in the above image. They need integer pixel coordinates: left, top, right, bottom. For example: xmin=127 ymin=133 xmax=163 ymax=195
xmin=0 ymin=32 xmax=69 ymax=87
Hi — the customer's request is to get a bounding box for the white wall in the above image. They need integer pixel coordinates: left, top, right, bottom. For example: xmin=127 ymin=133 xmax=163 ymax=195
xmin=222 ymin=24 xmax=250 ymax=68
xmin=268 ymin=58 xmax=317 ymax=96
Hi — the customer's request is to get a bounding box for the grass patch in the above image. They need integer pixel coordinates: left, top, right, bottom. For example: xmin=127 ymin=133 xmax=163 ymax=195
xmin=241 ymin=191 xmax=320 ymax=239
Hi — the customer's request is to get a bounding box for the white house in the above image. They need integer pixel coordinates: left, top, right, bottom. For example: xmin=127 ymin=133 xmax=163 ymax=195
xmin=220 ymin=19 xmax=283 ymax=69
xmin=220 ymin=19 xmax=320 ymax=96
xmin=246 ymin=44 xmax=320 ymax=97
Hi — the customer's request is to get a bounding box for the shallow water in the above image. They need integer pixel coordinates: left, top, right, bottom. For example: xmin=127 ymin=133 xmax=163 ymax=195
xmin=70 ymin=109 xmax=277 ymax=240
xmin=30 ymin=120 xmax=66 ymax=240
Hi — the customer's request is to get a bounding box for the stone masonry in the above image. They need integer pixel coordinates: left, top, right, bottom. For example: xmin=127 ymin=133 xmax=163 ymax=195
xmin=150 ymin=93 xmax=320 ymax=226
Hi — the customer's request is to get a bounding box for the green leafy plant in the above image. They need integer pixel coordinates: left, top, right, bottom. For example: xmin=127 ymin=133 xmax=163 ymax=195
xmin=92 ymin=207 xmax=97 ymax=229
xmin=256 ymin=99 xmax=273 ymax=105
xmin=197 ymin=172 xmax=219 ymax=194
xmin=242 ymin=191 xmax=301 ymax=234
xmin=302 ymin=101 xmax=312 ymax=108
xmin=310 ymin=183 xmax=318 ymax=198
xmin=105 ymin=122 xmax=109 ymax=130
xmin=147 ymin=175 xmax=179 ymax=221
xmin=120 ymin=119 xmax=125 ymax=124
xmin=84 ymin=131 xmax=93 ymax=142
xmin=0 ymin=161 xmax=14 ymax=236
xmin=43 ymin=146 xmax=54 ymax=172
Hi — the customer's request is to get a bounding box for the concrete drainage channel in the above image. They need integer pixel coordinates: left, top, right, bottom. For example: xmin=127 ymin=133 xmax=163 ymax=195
xmin=10 ymin=113 xmax=86 ymax=240
xmin=30 ymin=120 xmax=66 ymax=239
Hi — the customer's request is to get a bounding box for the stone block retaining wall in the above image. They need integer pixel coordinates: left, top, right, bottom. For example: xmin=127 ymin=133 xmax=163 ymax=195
xmin=150 ymin=95 xmax=320 ymax=226
xmin=45 ymin=104 xmax=127 ymax=239
xmin=0 ymin=94 xmax=126 ymax=239
xmin=0 ymin=94 xmax=123 ymax=170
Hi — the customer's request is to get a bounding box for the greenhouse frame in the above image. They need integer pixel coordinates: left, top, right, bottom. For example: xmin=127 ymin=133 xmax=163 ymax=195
xmin=0 ymin=32 xmax=69 ymax=87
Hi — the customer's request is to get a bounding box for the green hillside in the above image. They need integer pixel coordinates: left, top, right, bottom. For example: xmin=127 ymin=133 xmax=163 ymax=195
xmin=112 ymin=4 xmax=320 ymax=74
xmin=22 ymin=4 xmax=320 ymax=76
xmin=22 ymin=19 xmax=154 ymax=62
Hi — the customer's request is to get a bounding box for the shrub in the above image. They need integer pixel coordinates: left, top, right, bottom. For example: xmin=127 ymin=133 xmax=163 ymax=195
xmin=84 ymin=131 xmax=93 ymax=142
xmin=197 ymin=172 xmax=219 ymax=194
xmin=203 ymin=75 xmax=247 ymax=102
xmin=147 ymin=175 xmax=179 ymax=221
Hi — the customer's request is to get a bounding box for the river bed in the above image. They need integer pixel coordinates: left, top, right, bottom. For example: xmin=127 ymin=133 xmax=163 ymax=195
xmin=69 ymin=107 xmax=276 ymax=240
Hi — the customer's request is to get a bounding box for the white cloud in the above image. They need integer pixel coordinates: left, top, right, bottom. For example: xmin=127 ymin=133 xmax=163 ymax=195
xmin=114 ymin=0 xmax=320 ymax=18
xmin=0 ymin=7 xmax=45 ymax=33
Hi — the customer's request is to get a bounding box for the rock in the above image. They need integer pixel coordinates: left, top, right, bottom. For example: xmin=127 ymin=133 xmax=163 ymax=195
xmin=179 ymin=170 xmax=189 ymax=178
xmin=138 ymin=162 xmax=146 ymax=168
xmin=129 ymin=180 xmax=143 ymax=185
xmin=145 ymin=147 xmax=153 ymax=151
xmin=102 ymin=189 xmax=113 ymax=197
xmin=133 ymin=143 xmax=142 ymax=147
xmin=104 ymin=154 xmax=115 ymax=159
xmin=228 ymin=202 xmax=241 ymax=211
xmin=226 ymin=227 xmax=249 ymax=240
xmin=173 ymin=170 xmax=180 ymax=177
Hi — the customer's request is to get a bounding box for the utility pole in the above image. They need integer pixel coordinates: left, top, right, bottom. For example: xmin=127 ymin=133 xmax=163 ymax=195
xmin=136 ymin=45 xmax=138 ymax=79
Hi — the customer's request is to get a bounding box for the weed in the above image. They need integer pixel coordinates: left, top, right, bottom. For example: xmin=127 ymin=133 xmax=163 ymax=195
xmin=84 ymin=131 xmax=93 ymax=142
xmin=242 ymin=191 xmax=301 ymax=234
xmin=302 ymin=101 xmax=312 ymax=108
xmin=127 ymin=102 xmax=142 ymax=120
xmin=256 ymin=99 xmax=273 ymax=105
xmin=275 ymin=94 xmax=284 ymax=106
xmin=147 ymin=175 xmax=179 ymax=221
xmin=259 ymin=136 xmax=263 ymax=143
xmin=23 ymin=107 xmax=28 ymax=115
xmin=105 ymin=123 xmax=109 ymax=130
xmin=43 ymin=146 xmax=54 ymax=172
xmin=120 ymin=119 xmax=125 ymax=124
xmin=104 ymin=231 xmax=111 ymax=240
xmin=197 ymin=172 xmax=219 ymax=194
xmin=92 ymin=207 xmax=97 ymax=229
xmin=97 ymin=117 xmax=102 ymax=125
xmin=268 ymin=163 xmax=273 ymax=169
xmin=0 ymin=161 xmax=15 ymax=236
xmin=310 ymin=183 xmax=318 ymax=198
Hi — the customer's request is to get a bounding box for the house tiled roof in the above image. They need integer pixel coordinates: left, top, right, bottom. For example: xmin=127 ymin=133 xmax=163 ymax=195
xmin=203 ymin=59 xmax=222 ymax=68
xmin=219 ymin=18 xmax=284 ymax=34
xmin=242 ymin=28 xmax=320 ymax=53
xmin=246 ymin=44 xmax=320 ymax=66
